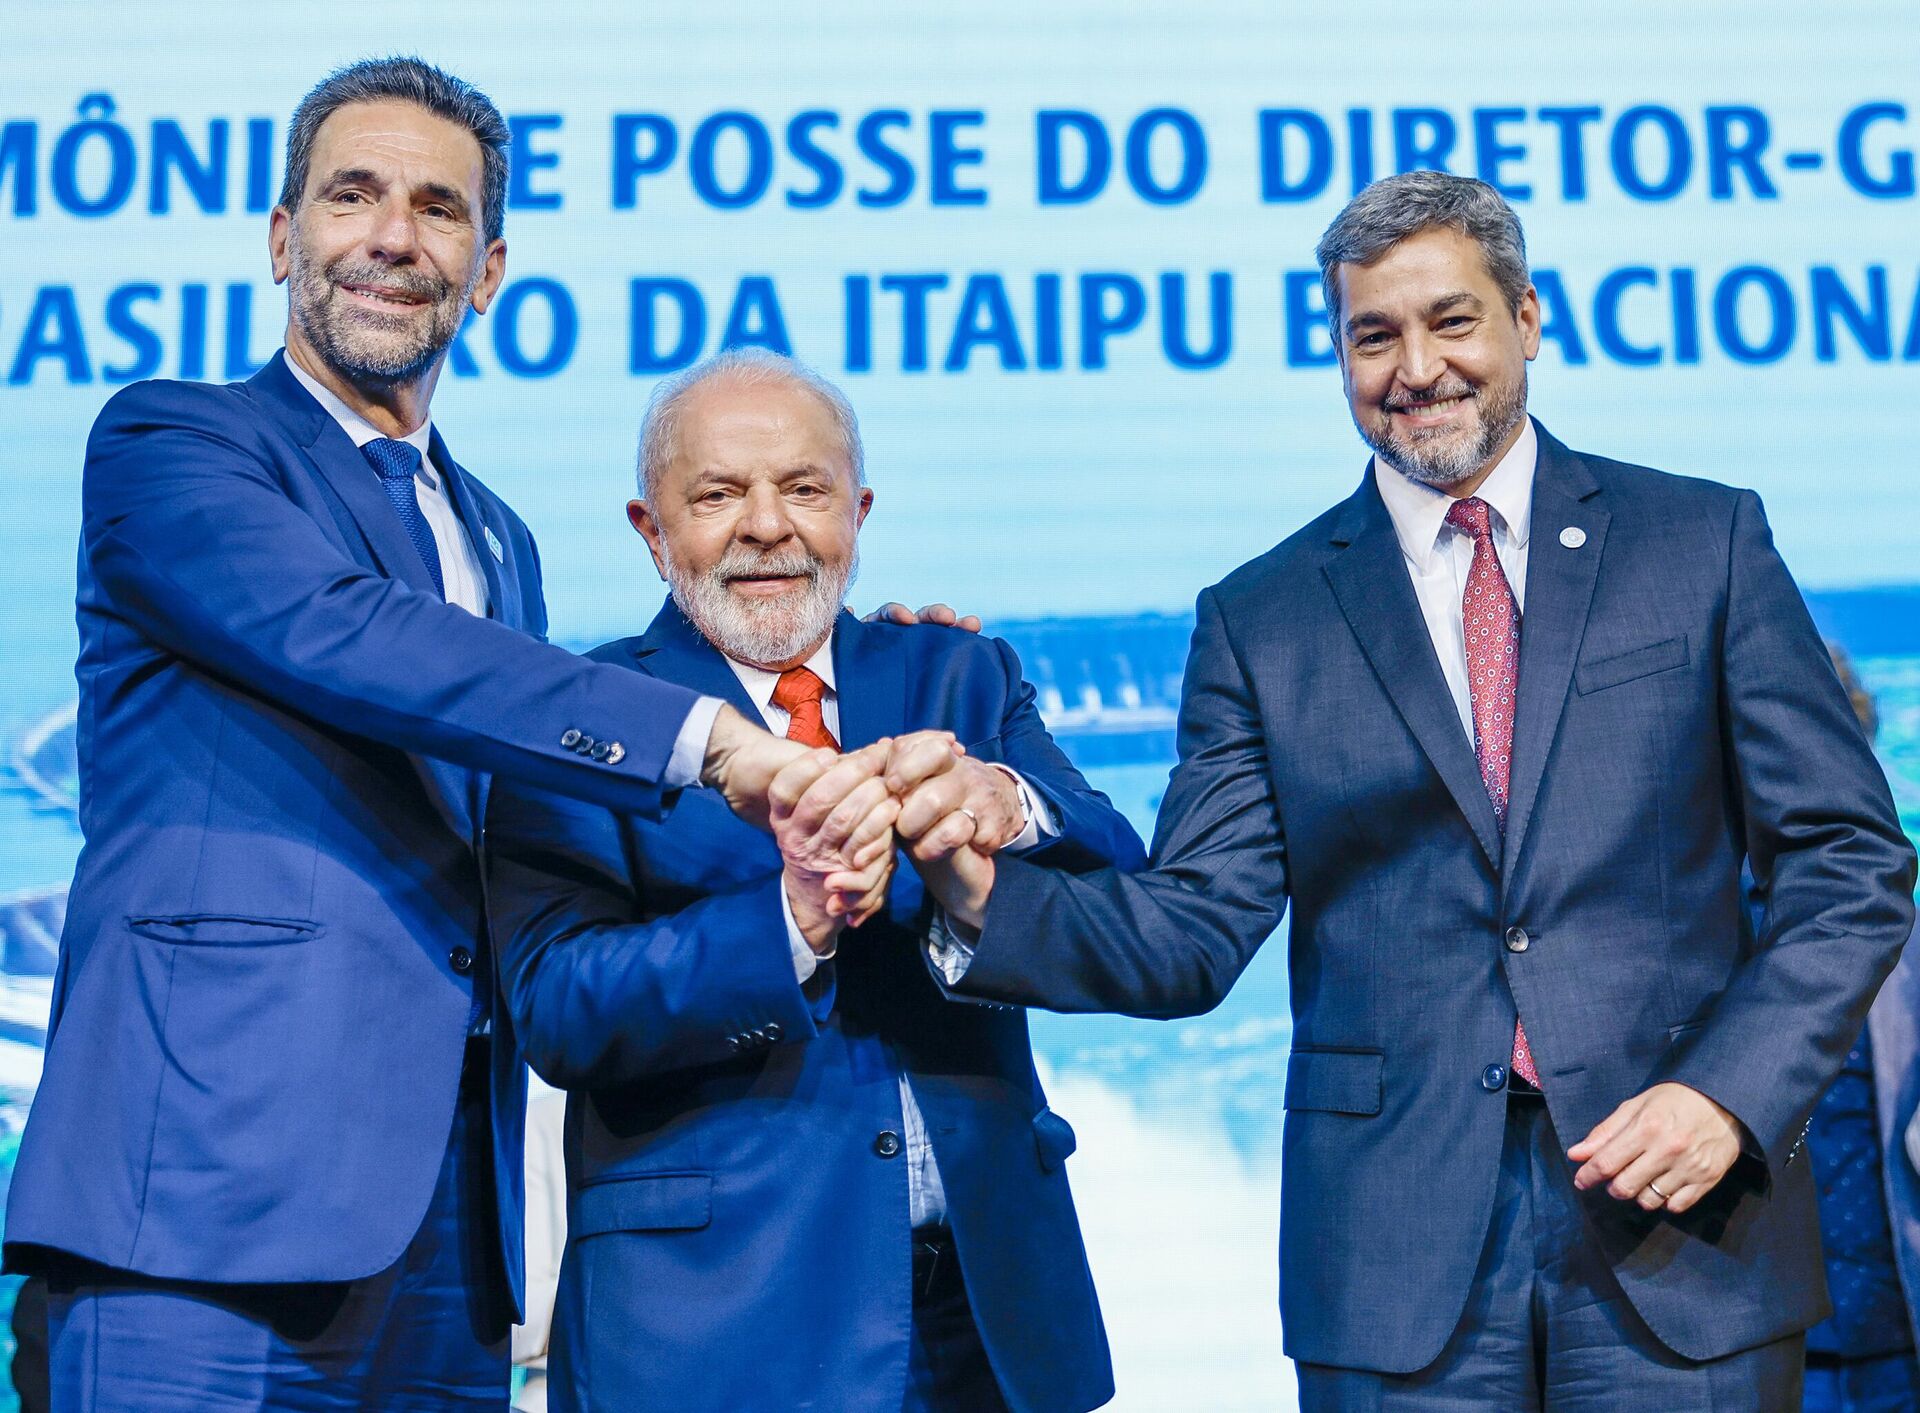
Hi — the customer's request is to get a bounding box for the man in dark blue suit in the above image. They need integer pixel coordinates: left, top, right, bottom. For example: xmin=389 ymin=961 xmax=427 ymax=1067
xmin=4 ymin=59 xmax=831 ymax=1410
xmin=485 ymin=349 xmax=1144 ymax=1412
xmin=919 ymin=172 xmax=1918 ymax=1407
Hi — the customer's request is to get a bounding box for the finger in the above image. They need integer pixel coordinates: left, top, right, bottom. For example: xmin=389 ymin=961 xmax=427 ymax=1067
xmin=1582 ymin=1112 xmax=1678 ymax=1198
xmin=1571 ymin=1110 xmax=1648 ymax=1191
xmin=813 ymin=778 xmax=895 ymax=852
xmin=885 ymin=733 xmax=962 ymax=794
xmin=909 ymin=809 xmax=978 ymax=862
xmin=897 ymin=776 xmax=968 ymax=840
xmin=866 ymin=602 xmax=915 ymax=625
xmin=1607 ymin=1147 xmax=1678 ymax=1206
xmin=848 ymin=822 xmax=898 ymax=870
xmin=788 ymin=754 xmax=886 ymax=833
xmin=766 ymin=749 xmax=837 ymax=816
xmin=840 ymin=797 xmax=901 ymax=860
xmin=915 ymin=603 xmax=958 ymax=625
xmin=1567 ymin=1098 xmax=1638 ymax=1168
xmin=1661 ymin=1181 xmax=1708 ymax=1215
xmin=957 ymin=615 xmax=982 ymax=633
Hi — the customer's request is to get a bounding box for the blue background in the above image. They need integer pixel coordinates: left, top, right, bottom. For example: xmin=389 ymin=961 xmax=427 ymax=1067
xmin=2 ymin=4 xmax=1917 ymax=1405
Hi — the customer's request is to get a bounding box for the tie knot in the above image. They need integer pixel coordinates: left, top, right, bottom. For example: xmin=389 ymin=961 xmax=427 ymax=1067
xmin=361 ymin=437 xmax=423 ymax=484
xmin=1444 ymin=495 xmax=1495 ymax=541
xmin=771 ymin=665 xmax=829 ymax=715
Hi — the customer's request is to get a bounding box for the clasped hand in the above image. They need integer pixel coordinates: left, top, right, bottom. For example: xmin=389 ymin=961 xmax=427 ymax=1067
xmin=763 ymin=729 xmax=1021 ymax=953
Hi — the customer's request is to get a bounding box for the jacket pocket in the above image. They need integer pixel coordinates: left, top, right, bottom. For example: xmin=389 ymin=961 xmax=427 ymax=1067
xmin=127 ymin=914 xmax=322 ymax=947
xmin=1575 ymin=635 xmax=1689 ymax=695
xmin=1033 ymin=1109 xmax=1078 ymax=1172
xmin=574 ymin=1173 xmax=713 ymax=1237
xmin=1283 ymin=1048 xmax=1384 ymax=1115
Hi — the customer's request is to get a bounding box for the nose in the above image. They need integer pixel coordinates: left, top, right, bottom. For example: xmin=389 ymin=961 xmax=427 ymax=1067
xmin=366 ymin=196 xmax=421 ymax=262
xmin=1395 ymin=328 xmax=1448 ymax=392
xmin=735 ymin=483 xmax=795 ymax=547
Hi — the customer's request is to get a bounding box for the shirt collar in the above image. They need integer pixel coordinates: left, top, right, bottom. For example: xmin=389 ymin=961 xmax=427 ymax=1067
xmin=1373 ymin=416 xmax=1537 ymax=572
xmin=721 ymin=633 xmax=837 ymax=717
xmin=285 ymin=352 xmax=439 ymax=489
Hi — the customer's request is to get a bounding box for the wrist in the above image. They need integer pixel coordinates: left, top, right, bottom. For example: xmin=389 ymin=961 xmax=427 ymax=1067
xmin=783 ymin=868 xmax=842 ymax=956
xmin=700 ymin=704 xmax=749 ymax=789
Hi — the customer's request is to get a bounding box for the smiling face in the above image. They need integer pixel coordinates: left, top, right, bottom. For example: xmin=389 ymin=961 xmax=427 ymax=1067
xmin=630 ymin=375 xmax=873 ymax=672
xmin=269 ymin=99 xmax=506 ymax=390
xmin=1334 ymin=225 xmax=1541 ymax=493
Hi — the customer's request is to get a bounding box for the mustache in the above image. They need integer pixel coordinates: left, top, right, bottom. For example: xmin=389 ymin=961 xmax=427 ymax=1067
xmin=1383 ymin=381 xmax=1476 ymax=412
xmin=323 ymin=258 xmax=452 ymax=304
xmin=710 ymin=547 xmax=823 ymax=584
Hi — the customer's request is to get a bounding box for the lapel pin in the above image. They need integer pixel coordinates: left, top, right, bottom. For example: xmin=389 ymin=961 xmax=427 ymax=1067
xmin=484 ymin=526 xmax=505 ymax=562
xmin=1559 ymin=526 xmax=1587 ymax=549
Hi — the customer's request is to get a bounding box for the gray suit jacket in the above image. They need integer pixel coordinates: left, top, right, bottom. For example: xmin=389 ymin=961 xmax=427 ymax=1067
xmin=954 ymin=423 xmax=1917 ymax=1372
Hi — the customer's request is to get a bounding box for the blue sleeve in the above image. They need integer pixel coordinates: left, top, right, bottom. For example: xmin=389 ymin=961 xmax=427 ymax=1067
xmin=82 ymin=381 xmax=703 ymax=815
xmin=955 ymin=588 xmax=1289 ymax=1018
xmin=488 ymin=779 xmax=822 ymax=1089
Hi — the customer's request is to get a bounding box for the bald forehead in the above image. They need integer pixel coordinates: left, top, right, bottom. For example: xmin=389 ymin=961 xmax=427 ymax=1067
xmin=667 ymin=375 xmax=853 ymax=479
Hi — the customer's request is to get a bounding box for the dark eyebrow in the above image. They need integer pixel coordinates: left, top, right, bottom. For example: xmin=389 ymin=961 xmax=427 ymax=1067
xmin=414 ymin=182 xmax=471 ymax=218
xmin=1345 ymin=290 xmax=1489 ymax=337
xmin=1424 ymin=291 xmax=1486 ymax=318
xmin=316 ymin=166 xmax=382 ymax=195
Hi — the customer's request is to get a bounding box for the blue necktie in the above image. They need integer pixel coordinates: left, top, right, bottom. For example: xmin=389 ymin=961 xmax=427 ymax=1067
xmin=361 ymin=438 xmax=446 ymax=599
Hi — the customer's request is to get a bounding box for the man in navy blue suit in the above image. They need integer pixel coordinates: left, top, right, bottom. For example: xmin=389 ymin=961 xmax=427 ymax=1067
xmin=485 ymin=349 xmax=1145 ymax=1412
xmin=919 ymin=172 xmax=1918 ymax=1407
xmin=3 ymin=59 xmax=851 ymax=1411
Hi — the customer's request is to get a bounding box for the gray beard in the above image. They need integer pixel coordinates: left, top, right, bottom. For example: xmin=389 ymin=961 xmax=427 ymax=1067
xmin=287 ymin=246 xmax=472 ymax=386
xmin=1364 ymin=371 xmax=1529 ymax=489
xmin=663 ymin=542 xmax=855 ymax=669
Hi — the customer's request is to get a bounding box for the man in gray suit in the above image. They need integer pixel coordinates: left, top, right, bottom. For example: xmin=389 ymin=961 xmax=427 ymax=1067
xmin=913 ymin=172 xmax=1917 ymax=1406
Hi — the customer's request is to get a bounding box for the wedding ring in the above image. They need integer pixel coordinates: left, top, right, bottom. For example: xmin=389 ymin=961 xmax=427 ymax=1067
xmin=958 ymin=808 xmax=978 ymax=826
xmin=1647 ymin=1180 xmax=1671 ymax=1201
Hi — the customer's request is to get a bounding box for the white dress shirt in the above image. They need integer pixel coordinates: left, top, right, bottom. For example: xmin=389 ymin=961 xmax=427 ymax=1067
xmin=1373 ymin=419 xmax=1539 ymax=743
xmin=722 ymin=633 xmax=1057 ymax=1228
xmin=286 ymin=356 xmax=491 ymax=618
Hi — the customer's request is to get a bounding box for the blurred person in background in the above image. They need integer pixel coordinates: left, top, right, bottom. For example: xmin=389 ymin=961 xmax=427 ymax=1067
xmin=1799 ymin=645 xmax=1920 ymax=1413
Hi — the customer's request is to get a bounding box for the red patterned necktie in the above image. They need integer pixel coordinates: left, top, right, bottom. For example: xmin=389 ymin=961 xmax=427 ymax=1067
xmin=771 ymin=666 xmax=839 ymax=751
xmin=1444 ymin=495 xmax=1539 ymax=1088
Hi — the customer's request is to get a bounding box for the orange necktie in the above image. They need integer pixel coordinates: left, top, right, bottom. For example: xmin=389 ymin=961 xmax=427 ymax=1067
xmin=771 ymin=666 xmax=838 ymax=750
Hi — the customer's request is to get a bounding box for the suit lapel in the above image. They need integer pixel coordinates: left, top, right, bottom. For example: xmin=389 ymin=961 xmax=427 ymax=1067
xmin=247 ymin=353 xmax=474 ymax=839
xmin=1501 ymin=426 xmax=1608 ymax=875
xmin=829 ymin=611 xmax=907 ymax=752
xmin=247 ymin=353 xmax=441 ymax=599
xmin=629 ymin=602 xmax=765 ymax=721
xmin=1323 ymin=472 xmax=1503 ymax=868
xmin=430 ymin=428 xmax=512 ymax=625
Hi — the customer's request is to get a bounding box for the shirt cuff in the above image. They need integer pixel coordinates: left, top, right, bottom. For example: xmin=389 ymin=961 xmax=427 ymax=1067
xmin=927 ymin=908 xmax=979 ymax=985
xmin=780 ymin=881 xmax=821 ymax=985
xmin=993 ymin=766 xmax=1059 ymax=854
xmin=664 ymin=695 xmax=727 ymax=791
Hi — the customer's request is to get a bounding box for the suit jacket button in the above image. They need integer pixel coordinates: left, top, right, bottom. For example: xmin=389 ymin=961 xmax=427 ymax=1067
xmin=574 ymin=735 xmax=597 ymax=755
xmin=874 ymin=1130 xmax=902 ymax=1158
xmin=1505 ymin=926 xmax=1530 ymax=953
xmin=763 ymin=1022 xmax=782 ymax=1041
xmin=1481 ymin=1063 xmax=1508 ymax=1092
xmin=724 ymin=1035 xmax=742 ymax=1054
xmin=589 ymin=741 xmax=611 ymax=762
xmin=605 ymin=742 xmax=625 ymax=765
xmin=560 ymin=729 xmax=582 ymax=749
xmin=449 ymin=947 xmax=474 ymax=975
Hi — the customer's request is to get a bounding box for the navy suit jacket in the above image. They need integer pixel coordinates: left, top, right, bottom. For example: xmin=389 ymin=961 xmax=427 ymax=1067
xmin=5 ymin=352 xmax=709 ymax=1309
xmin=487 ymin=606 xmax=1146 ymax=1413
xmin=954 ymin=423 xmax=1917 ymax=1371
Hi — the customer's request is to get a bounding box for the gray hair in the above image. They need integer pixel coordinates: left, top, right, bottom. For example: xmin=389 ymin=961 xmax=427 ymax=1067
xmin=279 ymin=57 xmax=510 ymax=244
xmin=1315 ymin=171 xmax=1531 ymax=335
xmin=636 ymin=348 xmax=866 ymax=502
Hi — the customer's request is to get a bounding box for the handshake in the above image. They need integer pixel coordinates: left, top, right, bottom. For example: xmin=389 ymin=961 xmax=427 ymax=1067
xmin=702 ymin=706 xmax=1016 ymax=953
